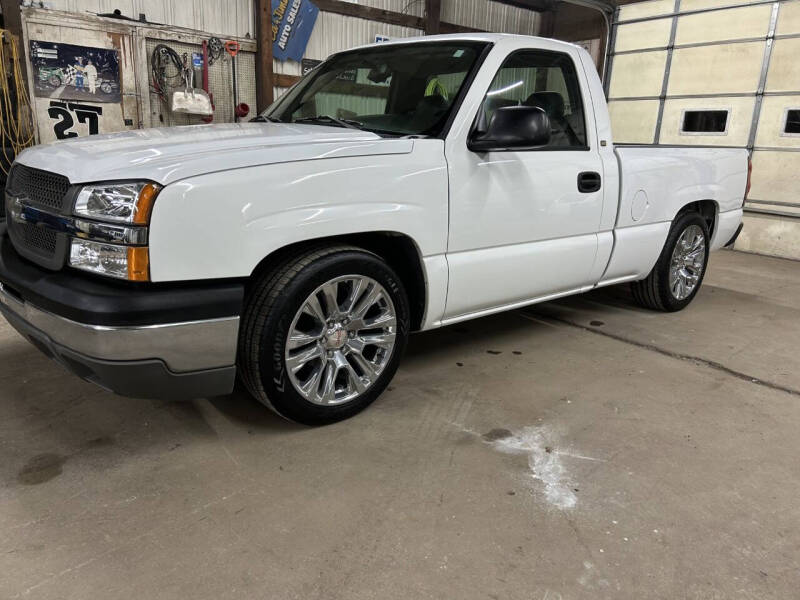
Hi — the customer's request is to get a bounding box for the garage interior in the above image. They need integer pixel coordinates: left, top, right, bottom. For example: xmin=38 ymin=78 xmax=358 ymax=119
xmin=1 ymin=1 xmax=799 ymax=598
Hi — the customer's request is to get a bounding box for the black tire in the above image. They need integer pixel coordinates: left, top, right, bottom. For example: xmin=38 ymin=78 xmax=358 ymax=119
xmin=631 ymin=211 xmax=710 ymax=312
xmin=47 ymin=75 xmax=62 ymax=88
xmin=238 ymin=246 xmax=410 ymax=425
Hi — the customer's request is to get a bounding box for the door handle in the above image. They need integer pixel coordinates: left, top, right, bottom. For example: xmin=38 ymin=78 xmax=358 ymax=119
xmin=577 ymin=171 xmax=602 ymax=193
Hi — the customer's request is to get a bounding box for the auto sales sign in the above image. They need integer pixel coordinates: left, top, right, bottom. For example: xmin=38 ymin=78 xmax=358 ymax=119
xmin=272 ymin=0 xmax=319 ymax=62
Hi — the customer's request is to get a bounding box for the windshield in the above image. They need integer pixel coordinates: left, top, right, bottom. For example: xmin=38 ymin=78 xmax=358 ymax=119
xmin=264 ymin=41 xmax=489 ymax=137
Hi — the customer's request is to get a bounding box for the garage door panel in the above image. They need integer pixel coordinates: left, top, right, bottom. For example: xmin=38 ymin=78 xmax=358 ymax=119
xmin=675 ymin=4 xmax=772 ymax=45
xmin=748 ymin=150 xmax=800 ymax=204
xmin=609 ymin=51 xmax=668 ymax=98
xmin=609 ymin=100 xmax=660 ymax=143
xmin=777 ymin=0 xmax=800 ymax=35
xmin=659 ymin=96 xmax=755 ymax=146
xmin=668 ymin=42 xmax=765 ymax=95
xmin=615 ymin=19 xmax=672 ymax=52
xmin=765 ymin=38 xmax=800 ymax=93
xmin=680 ymin=0 xmax=766 ymax=11
xmin=618 ymin=0 xmax=676 ymax=21
xmin=755 ymin=96 xmax=800 ymax=147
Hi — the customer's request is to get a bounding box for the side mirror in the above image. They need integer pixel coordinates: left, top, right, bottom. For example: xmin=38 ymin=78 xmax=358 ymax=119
xmin=468 ymin=105 xmax=551 ymax=152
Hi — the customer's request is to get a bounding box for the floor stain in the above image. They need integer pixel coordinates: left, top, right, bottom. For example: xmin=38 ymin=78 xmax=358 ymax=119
xmin=17 ymin=453 xmax=66 ymax=485
xmin=486 ymin=350 xmax=503 ymax=355
xmin=483 ymin=428 xmax=513 ymax=441
xmin=84 ymin=436 xmax=114 ymax=449
xmin=590 ymin=320 xmax=605 ymax=327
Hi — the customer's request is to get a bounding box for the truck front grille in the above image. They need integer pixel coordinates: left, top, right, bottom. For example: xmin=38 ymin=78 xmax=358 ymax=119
xmin=5 ymin=165 xmax=72 ymax=270
xmin=18 ymin=222 xmax=58 ymax=255
xmin=7 ymin=164 xmax=70 ymax=212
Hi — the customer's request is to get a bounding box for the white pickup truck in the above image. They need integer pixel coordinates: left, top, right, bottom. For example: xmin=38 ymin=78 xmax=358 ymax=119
xmin=1 ymin=34 xmax=747 ymax=424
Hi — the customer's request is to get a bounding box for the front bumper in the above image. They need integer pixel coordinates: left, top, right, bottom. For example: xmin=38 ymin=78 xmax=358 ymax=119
xmin=0 ymin=228 xmax=243 ymax=400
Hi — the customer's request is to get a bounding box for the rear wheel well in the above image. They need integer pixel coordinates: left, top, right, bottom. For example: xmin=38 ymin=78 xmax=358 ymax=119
xmin=677 ymin=200 xmax=717 ymax=238
xmin=248 ymin=233 xmax=427 ymax=331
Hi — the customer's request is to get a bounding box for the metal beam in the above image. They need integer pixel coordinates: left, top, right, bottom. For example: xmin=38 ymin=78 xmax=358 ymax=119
xmin=652 ymin=0 xmax=681 ymax=144
xmin=747 ymin=2 xmax=780 ymax=151
xmin=255 ymin=0 xmax=274 ymax=112
xmin=493 ymin=0 xmax=559 ymax=13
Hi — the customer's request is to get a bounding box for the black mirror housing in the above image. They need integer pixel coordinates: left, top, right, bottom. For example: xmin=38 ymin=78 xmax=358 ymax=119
xmin=469 ymin=105 xmax=551 ymax=152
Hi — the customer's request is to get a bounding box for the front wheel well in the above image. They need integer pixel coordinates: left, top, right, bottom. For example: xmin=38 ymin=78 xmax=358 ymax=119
xmin=676 ymin=200 xmax=717 ymax=238
xmin=248 ymin=232 xmax=427 ymax=331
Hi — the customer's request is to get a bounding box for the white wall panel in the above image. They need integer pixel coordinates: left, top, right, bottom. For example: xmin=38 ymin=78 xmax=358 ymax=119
xmin=674 ymin=4 xmax=772 ymax=45
xmin=608 ymin=51 xmax=668 ymax=98
xmin=618 ymin=0 xmax=676 ymax=22
xmin=748 ymin=150 xmax=800 ymax=204
xmin=765 ymin=38 xmax=800 ymax=93
xmin=668 ymin=42 xmax=764 ymax=94
xmin=755 ymin=96 xmax=800 ymax=148
xmin=614 ymin=18 xmax=672 ymax=52
xmin=680 ymin=0 xmax=765 ymax=11
xmin=736 ymin=214 xmax=800 ymax=260
xmin=777 ymin=0 xmax=800 ymax=35
xmin=608 ymin=99 xmax=660 ymax=143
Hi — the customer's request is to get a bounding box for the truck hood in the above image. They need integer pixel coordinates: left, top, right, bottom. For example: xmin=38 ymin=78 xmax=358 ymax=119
xmin=15 ymin=123 xmax=414 ymax=185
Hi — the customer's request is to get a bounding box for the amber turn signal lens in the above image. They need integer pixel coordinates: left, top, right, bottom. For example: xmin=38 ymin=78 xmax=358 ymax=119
xmin=132 ymin=183 xmax=161 ymax=225
xmin=127 ymin=247 xmax=150 ymax=281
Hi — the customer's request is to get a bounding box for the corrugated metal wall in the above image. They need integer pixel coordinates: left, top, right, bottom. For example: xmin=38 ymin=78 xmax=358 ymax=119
xmin=441 ymin=0 xmax=540 ymax=34
xmin=39 ymin=0 xmax=256 ymax=39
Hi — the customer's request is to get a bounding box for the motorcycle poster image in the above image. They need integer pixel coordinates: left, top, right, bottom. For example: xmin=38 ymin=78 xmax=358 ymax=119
xmin=30 ymin=41 xmax=121 ymax=103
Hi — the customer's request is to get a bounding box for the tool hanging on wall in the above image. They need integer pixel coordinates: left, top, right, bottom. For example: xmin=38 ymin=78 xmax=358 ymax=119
xmin=201 ymin=40 xmax=215 ymax=123
xmin=171 ymin=52 xmax=213 ymax=116
xmin=150 ymin=43 xmax=212 ymax=117
xmin=225 ymin=40 xmax=249 ymax=122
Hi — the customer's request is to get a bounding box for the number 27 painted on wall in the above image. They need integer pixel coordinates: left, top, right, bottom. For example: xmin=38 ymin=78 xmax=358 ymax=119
xmin=47 ymin=100 xmax=103 ymax=139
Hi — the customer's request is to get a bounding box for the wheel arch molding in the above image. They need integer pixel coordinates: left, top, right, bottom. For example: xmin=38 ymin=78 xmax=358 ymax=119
xmin=247 ymin=231 xmax=428 ymax=332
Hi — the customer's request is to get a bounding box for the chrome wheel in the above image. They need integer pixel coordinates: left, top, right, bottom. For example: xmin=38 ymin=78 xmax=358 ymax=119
xmin=285 ymin=275 xmax=397 ymax=406
xmin=669 ymin=224 xmax=706 ymax=300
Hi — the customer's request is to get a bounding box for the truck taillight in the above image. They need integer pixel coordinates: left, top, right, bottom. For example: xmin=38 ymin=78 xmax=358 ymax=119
xmin=744 ymin=157 xmax=752 ymax=204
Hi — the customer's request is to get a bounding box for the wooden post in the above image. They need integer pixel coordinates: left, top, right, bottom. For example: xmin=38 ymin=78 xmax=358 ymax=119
xmin=425 ymin=0 xmax=441 ymax=35
xmin=255 ymin=0 xmax=274 ymax=112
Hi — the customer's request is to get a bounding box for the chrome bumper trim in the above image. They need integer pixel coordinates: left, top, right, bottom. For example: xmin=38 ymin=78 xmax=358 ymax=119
xmin=0 ymin=282 xmax=239 ymax=373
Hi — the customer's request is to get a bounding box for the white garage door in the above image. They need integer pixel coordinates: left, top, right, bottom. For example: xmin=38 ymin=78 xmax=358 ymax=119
xmin=606 ymin=0 xmax=800 ymax=255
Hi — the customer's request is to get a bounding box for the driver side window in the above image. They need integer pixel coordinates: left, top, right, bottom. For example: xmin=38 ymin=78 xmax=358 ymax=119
xmin=482 ymin=50 xmax=588 ymax=149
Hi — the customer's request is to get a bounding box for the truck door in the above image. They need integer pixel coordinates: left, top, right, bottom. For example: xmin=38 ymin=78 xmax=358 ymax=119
xmin=443 ymin=47 xmax=605 ymax=320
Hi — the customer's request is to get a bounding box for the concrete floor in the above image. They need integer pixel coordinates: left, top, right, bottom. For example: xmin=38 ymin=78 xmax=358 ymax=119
xmin=2 ymin=249 xmax=799 ymax=599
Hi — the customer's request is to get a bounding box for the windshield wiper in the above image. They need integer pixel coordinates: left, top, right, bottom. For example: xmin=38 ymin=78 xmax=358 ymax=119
xmin=294 ymin=115 xmax=365 ymax=130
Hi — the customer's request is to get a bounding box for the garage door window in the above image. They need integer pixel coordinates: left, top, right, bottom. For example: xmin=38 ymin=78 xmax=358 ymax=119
xmin=680 ymin=109 xmax=730 ymax=135
xmin=783 ymin=109 xmax=800 ymax=135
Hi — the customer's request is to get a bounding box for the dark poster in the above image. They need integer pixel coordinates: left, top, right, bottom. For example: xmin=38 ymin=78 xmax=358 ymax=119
xmin=30 ymin=41 xmax=121 ymax=103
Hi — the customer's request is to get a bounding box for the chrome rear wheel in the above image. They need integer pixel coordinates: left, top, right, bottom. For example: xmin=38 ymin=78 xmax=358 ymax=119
xmin=669 ymin=224 xmax=706 ymax=300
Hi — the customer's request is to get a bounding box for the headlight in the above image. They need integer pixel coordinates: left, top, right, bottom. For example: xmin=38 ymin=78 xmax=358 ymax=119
xmin=69 ymin=180 xmax=158 ymax=281
xmin=74 ymin=182 xmax=160 ymax=225
xmin=69 ymin=239 xmax=150 ymax=281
